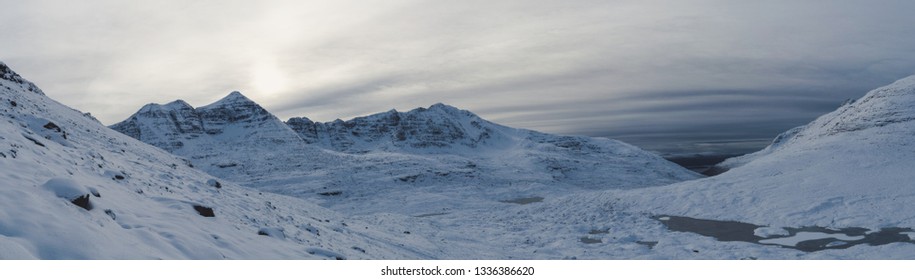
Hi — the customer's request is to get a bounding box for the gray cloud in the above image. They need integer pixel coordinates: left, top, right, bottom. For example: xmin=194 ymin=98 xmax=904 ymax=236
xmin=2 ymin=0 xmax=915 ymax=155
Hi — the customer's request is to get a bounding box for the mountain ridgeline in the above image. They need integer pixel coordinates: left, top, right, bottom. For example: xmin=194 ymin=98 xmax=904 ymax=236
xmin=111 ymin=92 xmax=700 ymax=214
xmin=286 ymin=103 xmax=501 ymax=153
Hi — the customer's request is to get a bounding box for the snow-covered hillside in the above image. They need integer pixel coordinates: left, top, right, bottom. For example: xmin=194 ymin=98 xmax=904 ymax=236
xmin=621 ymin=74 xmax=915 ymax=229
xmin=0 ymin=61 xmax=441 ymax=259
xmin=112 ymin=92 xmax=700 ymax=215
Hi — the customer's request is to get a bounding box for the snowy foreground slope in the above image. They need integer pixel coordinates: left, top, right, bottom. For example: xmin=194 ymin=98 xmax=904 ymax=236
xmin=112 ymin=92 xmax=699 ymax=215
xmin=0 ymin=62 xmax=442 ymax=259
xmin=627 ymin=75 xmax=915 ymax=228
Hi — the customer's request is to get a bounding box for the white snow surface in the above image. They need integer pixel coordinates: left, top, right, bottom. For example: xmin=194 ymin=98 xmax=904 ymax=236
xmin=41 ymin=178 xmax=89 ymax=200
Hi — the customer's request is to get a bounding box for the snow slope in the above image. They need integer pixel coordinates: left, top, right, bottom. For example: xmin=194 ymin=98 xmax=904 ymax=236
xmin=0 ymin=61 xmax=440 ymax=259
xmin=112 ymin=93 xmax=700 ymax=216
xmin=621 ymin=75 xmax=915 ymax=229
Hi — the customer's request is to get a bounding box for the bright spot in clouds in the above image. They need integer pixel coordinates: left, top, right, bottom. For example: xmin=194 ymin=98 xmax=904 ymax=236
xmin=250 ymin=60 xmax=289 ymax=97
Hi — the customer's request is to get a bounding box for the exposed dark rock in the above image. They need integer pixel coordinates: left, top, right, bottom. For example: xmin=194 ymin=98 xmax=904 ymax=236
xmin=284 ymin=104 xmax=495 ymax=152
xmin=579 ymin=237 xmax=602 ymax=244
xmin=70 ymin=195 xmax=92 ymax=211
xmin=193 ymin=205 xmax=215 ymax=217
xmin=207 ymin=179 xmax=222 ymax=189
xmin=636 ymin=241 xmax=659 ymax=249
xmin=318 ymin=191 xmax=342 ymax=196
xmin=398 ymin=175 xmax=420 ymax=182
xmin=305 ymin=248 xmax=346 ymax=260
xmin=43 ymin=122 xmax=60 ymax=131
xmin=22 ymin=135 xmax=45 ymax=147
xmin=257 ymin=227 xmax=286 ymax=239
xmin=0 ymin=62 xmax=45 ymax=95
xmin=104 ymin=209 xmax=117 ymax=220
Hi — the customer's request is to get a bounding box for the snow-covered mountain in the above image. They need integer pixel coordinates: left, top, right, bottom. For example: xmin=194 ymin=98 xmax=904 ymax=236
xmin=112 ymin=92 xmax=700 ymax=215
xmin=111 ymin=91 xmax=304 ymax=153
xmin=0 ymin=61 xmax=440 ymax=259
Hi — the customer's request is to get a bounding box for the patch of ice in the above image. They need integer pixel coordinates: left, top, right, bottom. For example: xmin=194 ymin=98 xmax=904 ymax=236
xmin=905 ymin=232 xmax=915 ymax=240
xmin=754 ymin=227 xmax=789 ymax=238
xmin=759 ymin=232 xmax=864 ymax=247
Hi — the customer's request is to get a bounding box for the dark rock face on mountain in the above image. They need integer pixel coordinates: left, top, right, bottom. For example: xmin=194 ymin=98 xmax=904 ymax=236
xmin=197 ymin=92 xmax=278 ymax=134
xmin=110 ymin=100 xmax=200 ymax=152
xmin=1 ymin=62 xmax=45 ymax=95
xmin=286 ymin=104 xmax=500 ymax=153
xmin=111 ymin=91 xmax=302 ymax=153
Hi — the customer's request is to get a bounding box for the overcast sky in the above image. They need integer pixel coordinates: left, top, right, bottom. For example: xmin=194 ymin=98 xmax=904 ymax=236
xmin=2 ymin=0 xmax=915 ymax=155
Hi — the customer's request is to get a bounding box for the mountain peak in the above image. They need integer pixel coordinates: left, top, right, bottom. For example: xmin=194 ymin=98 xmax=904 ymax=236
xmin=138 ymin=102 xmax=163 ymax=113
xmin=137 ymin=100 xmax=193 ymax=113
xmin=227 ymin=90 xmax=247 ymax=99
xmin=428 ymin=103 xmax=458 ymax=112
xmin=405 ymin=103 xmax=470 ymax=118
xmin=221 ymin=91 xmax=253 ymax=103
xmin=200 ymin=91 xmax=259 ymax=110
xmin=164 ymin=99 xmax=193 ymax=110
